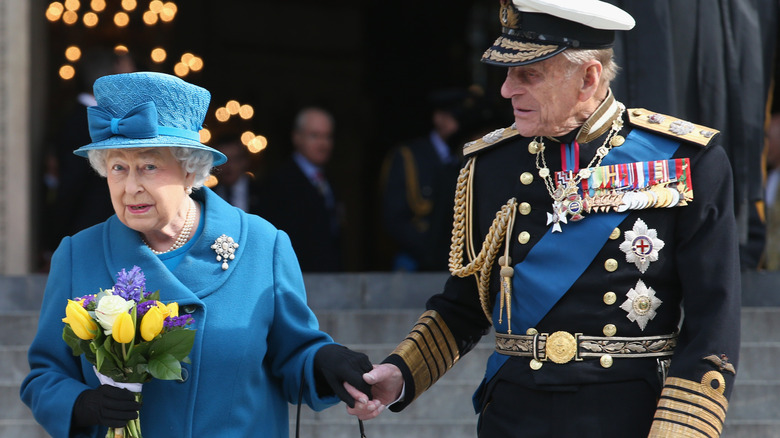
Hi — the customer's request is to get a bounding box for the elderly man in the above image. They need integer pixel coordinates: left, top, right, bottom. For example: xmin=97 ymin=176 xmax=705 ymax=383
xmin=347 ymin=1 xmax=741 ymax=437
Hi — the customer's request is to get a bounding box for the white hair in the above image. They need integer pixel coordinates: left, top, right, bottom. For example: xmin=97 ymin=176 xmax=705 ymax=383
xmin=561 ymin=47 xmax=619 ymax=86
xmin=87 ymin=146 xmax=214 ymax=188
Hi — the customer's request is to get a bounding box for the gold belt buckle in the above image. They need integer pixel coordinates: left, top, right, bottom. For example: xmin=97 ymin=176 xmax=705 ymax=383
xmin=544 ymin=331 xmax=580 ymax=364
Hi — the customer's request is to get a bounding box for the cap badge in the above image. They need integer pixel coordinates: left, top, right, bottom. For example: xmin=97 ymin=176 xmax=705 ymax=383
xmin=620 ymin=279 xmax=662 ymax=330
xmin=619 ymin=218 xmax=665 ymax=273
xmin=499 ymin=0 xmax=520 ymax=28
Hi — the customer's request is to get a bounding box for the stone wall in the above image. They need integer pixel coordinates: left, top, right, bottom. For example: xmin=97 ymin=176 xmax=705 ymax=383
xmin=0 ymin=0 xmax=32 ymax=274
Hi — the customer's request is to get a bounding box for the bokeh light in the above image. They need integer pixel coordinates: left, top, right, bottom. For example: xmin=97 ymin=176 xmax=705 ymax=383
xmin=62 ymin=10 xmax=78 ymax=25
xmin=64 ymin=46 xmax=81 ymax=62
xmin=199 ymin=128 xmax=211 ymax=144
xmin=143 ymin=10 xmax=158 ymax=25
xmin=173 ymin=62 xmax=189 ymax=77
xmin=150 ymin=47 xmax=167 ymax=63
xmin=59 ymin=65 xmax=76 ymax=80
xmin=64 ymin=0 xmax=80 ymax=11
xmin=121 ymin=0 xmax=137 ymax=11
xmin=225 ymin=100 xmax=240 ymax=115
xmin=215 ymin=107 xmax=230 ymax=122
xmin=46 ymin=2 xmax=65 ymax=21
xmin=238 ymin=104 xmax=254 ymax=120
xmin=90 ymin=0 xmax=105 ymax=12
xmin=114 ymin=11 xmax=129 ymax=27
xmin=149 ymin=0 xmax=164 ymax=13
xmin=240 ymin=131 xmax=255 ymax=145
xmin=83 ymin=11 xmax=98 ymax=27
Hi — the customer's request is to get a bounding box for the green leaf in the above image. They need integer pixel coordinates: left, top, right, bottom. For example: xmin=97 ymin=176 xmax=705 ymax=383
xmin=148 ymin=353 xmax=182 ymax=381
xmin=151 ymin=330 xmax=195 ymax=362
xmin=62 ymin=326 xmax=85 ymax=356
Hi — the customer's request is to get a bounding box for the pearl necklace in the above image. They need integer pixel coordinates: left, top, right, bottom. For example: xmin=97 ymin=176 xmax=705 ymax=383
xmin=534 ymin=103 xmax=626 ymax=232
xmin=143 ymin=198 xmax=196 ymax=254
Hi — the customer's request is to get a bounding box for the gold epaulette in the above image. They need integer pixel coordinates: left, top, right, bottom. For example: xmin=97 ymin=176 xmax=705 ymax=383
xmin=649 ymin=372 xmax=729 ymax=437
xmin=390 ymin=310 xmax=460 ymax=403
xmin=628 ymin=108 xmax=719 ymax=147
xmin=463 ymin=125 xmax=520 ymax=157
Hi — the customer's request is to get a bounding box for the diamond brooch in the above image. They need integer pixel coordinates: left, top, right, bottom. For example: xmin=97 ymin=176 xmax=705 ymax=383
xmin=211 ymin=234 xmax=239 ymax=270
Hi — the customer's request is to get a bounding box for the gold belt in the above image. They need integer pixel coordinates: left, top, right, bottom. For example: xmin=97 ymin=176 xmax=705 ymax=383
xmin=495 ymin=331 xmax=677 ymax=365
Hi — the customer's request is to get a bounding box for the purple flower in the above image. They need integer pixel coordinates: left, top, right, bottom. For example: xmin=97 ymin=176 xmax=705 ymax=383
xmin=136 ymin=300 xmax=157 ymax=318
xmin=76 ymin=295 xmax=96 ymax=308
xmin=164 ymin=315 xmax=194 ymax=329
xmin=113 ymin=266 xmax=146 ymax=302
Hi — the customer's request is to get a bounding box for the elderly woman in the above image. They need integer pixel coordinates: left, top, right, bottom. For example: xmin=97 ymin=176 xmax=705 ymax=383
xmin=20 ymin=72 xmax=371 ymax=437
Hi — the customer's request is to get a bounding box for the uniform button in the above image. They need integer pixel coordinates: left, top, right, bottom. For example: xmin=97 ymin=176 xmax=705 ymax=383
xmin=179 ymin=367 xmax=189 ymax=382
xmin=603 ymin=292 xmax=617 ymax=305
xmin=518 ymin=231 xmax=530 ymax=244
xmin=182 ymin=305 xmax=198 ymax=314
xmin=600 ymin=354 xmax=614 ymax=368
xmin=520 ymin=172 xmax=534 ymax=185
xmin=609 ymin=228 xmax=621 ymax=240
xmin=518 ymin=202 xmax=532 ymax=215
xmin=604 ymin=258 xmax=618 ymax=272
xmin=528 ymin=140 xmax=540 ymax=154
xmin=529 ymin=359 xmax=543 ymax=370
xmin=632 ymin=109 xmax=643 ymax=117
xmin=526 ymin=327 xmax=538 ymax=335
xmin=603 ymin=324 xmax=617 ymax=337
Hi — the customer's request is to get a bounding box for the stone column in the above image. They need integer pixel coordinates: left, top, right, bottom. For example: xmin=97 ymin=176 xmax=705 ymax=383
xmin=0 ymin=0 xmax=32 ymax=274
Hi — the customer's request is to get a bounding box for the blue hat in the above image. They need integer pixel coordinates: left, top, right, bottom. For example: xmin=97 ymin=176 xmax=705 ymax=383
xmin=482 ymin=0 xmax=635 ymax=67
xmin=74 ymin=72 xmax=227 ymax=166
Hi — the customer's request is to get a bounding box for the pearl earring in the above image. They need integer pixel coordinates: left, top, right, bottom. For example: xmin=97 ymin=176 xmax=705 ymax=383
xmin=185 ymin=186 xmax=192 ymax=195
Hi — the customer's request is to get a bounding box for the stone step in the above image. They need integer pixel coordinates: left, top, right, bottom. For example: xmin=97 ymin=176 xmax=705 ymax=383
xmin=0 ymin=346 xmax=29 ymax=384
xmin=0 ymin=421 xmax=48 ymax=438
xmin=740 ymin=308 xmax=780 ymax=342
xmin=0 ymin=313 xmax=38 ymax=348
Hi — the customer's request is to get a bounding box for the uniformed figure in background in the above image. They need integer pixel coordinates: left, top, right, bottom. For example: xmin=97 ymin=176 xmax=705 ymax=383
xmin=380 ymin=88 xmax=486 ymax=271
xmin=346 ymin=1 xmax=741 ymax=437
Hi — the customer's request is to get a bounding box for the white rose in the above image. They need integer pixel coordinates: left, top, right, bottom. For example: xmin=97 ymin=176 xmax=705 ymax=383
xmin=95 ymin=295 xmax=135 ymax=335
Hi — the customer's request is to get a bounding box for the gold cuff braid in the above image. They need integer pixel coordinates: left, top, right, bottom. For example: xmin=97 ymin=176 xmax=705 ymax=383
xmin=649 ymin=372 xmax=729 ymax=438
xmin=390 ymin=310 xmax=460 ymax=403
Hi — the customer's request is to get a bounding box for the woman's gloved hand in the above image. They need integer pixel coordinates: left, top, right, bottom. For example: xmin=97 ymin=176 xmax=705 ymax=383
xmin=72 ymin=384 xmax=141 ymax=428
xmin=313 ymin=344 xmax=374 ymax=407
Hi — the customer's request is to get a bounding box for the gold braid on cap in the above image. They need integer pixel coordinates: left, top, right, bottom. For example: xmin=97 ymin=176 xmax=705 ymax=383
xmin=448 ymin=157 xmax=517 ymax=324
xmin=649 ymin=372 xmax=729 ymax=438
xmin=390 ymin=310 xmax=459 ymax=404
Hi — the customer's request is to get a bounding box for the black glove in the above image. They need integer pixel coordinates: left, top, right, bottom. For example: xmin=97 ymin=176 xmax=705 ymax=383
xmin=313 ymin=344 xmax=373 ymax=408
xmin=72 ymin=385 xmax=142 ymax=428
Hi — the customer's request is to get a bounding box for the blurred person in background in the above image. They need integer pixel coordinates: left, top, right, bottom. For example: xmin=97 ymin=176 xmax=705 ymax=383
xmin=258 ymin=107 xmax=343 ymax=272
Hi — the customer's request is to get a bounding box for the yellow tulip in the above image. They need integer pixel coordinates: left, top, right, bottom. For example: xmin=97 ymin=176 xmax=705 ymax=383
xmin=165 ymin=302 xmax=179 ymax=318
xmin=155 ymin=301 xmax=171 ymax=318
xmin=111 ymin=312 xmax=135 ymax=344
xmin=140 ymin=305 xmax=165 ymax=341
xmin=62 ymin=299 xmax=97 ymax=340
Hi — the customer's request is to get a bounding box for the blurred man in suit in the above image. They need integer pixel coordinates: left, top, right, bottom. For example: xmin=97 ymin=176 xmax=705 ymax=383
xmin=258 ymin=107 xmax=343 ymax=272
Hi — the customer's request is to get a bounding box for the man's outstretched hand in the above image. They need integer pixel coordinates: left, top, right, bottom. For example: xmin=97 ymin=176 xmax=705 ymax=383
xmin=344 ymin=363 xmax=404 ymax=420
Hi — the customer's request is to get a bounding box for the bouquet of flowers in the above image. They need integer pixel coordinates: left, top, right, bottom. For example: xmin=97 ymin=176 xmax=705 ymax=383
xmin=62 ymin=266 xmax=196 ymax=438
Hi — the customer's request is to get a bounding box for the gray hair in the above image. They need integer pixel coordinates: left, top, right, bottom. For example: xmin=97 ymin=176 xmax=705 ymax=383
xmin=561 ymin=47 xmax=619 ymax=86
xmin=87 ymin=147 xmax=214 ymax=188
xmin=293 ymin=107 xmax=335 ymax=132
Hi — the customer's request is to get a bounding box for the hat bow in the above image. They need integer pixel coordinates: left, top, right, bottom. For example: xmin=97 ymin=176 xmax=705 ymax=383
xmin=87 ymin=101 xmax=159 ymax=142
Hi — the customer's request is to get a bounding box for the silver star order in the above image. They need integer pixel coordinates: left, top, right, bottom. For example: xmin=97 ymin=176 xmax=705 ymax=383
xmin=619 ymin=218 xmax=664 ymax=273
xmin=620 ymin=279 xmax=662 ymax=331
xmin=546 ymin=201 xmax=567 ymax=233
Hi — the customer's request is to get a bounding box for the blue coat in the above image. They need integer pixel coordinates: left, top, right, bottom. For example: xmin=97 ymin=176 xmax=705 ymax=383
xmin=21 ymin=188 xmax=339 ymax=437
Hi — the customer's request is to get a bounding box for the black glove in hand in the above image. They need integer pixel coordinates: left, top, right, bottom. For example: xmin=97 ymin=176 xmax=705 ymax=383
xmin=72 ymin=384 xmax=141 ymax=428
xmin=313 ymin=344 xmax=373 ymax=408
